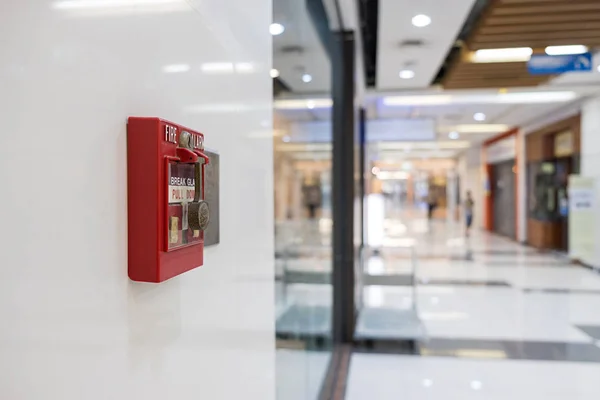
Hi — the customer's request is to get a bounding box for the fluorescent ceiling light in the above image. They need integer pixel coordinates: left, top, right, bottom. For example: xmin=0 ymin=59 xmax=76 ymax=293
xmin=235 ymin=62 xmax=255 ymax=73
xmin=162 ymin=63 xmax=190 ymax=73
xmin=471 ymin=47 xmax=532 ymax=63
xmin=274 ymin=99 xmax=332 ymax=109
xmin=412 ymin=14 xmax=431 ymax=27
xmin=270 ymin=68 xmax=280 ymax=78
xmin=302 ymin=73 xmax=313 ymax=83
xmin=376 ymin=171 xmax=411 ymax=180
xmin=440 ymin=124 xmax=510 ymax=134
xmin=53 ymin=0 xmax=184 ymax=9
xmin=473 ymin=112 xmax=486 ymax=122
xmin=545 ymin=45 xmax=588 ymax=55
xmin=383 ymin=91 xmax=577 ymax=106
xmin=201 ymin=62 xmax=234 ymax=73
xmin=377 ymin=141 xmax=470 ymax=150
xmin=399 ymin=69 xmax=415 ymax=79
xmin=52 ymin=0 xmax=188 ymax=14
xmin=270 ymin=23 xmax=285 ymax=36
xmin=383 ymin=95 xmax=453 ymax=106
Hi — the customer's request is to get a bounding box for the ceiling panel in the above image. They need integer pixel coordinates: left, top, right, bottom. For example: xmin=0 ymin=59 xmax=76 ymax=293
xmin=377 ymin=0 xmax=476 ymax=90
xmin=445 ymin=0 xmax=600 ymax=89
xmin=273 ymin=0 xmax=330 ymax=93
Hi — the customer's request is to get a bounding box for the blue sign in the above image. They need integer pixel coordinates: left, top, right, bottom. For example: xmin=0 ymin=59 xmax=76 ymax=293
xmin=527 ymin=53 xmax=592 ymax=75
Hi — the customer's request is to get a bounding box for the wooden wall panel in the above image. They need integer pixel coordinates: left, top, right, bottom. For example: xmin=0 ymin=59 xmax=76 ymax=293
xmin=527 ymin=219 xmax=562 ymax=249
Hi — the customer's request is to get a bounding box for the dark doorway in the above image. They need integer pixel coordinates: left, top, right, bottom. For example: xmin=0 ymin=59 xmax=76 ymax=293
xmin=491 ymin=160 xmax=516 ymax=238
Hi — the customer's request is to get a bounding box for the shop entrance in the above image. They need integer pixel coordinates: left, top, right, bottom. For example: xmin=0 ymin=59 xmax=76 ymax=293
xmin=492 ymin=160 xmax=516 ymax=238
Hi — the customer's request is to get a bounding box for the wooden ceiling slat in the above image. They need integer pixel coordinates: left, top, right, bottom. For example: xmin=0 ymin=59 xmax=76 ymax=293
xmin=476 ymin=29 xmax=600 ymax=43
xmin=445 ymin=82 xmax=545 ymax=89
xmin=446 ymin=75 xmax=549 ymax=83
xmin=472 ymin=37 xmax=600 ymax=49
xmin=443 ymin=0 xmax=589 ymax=90
xmin=453 ymin=64 xmax=530 ymax=72
xmin=486 ymin=12 xmax=600 ymax=25
xmin=499 ymin=0 xmax=581 ymax=3
xmin=481 ymin=21 xmax=600 ymax=35
xmin=492 ymin=2 xmax=600 ymax=16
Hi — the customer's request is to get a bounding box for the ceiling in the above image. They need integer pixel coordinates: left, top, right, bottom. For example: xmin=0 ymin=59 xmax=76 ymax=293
xmin=376 ymin=0 xmax=476 ymax=90
xmin=272 ymin=0 xmax=600 ymax=161
xmin=444 ymin=0 xmax=600 ymax=89
xmin=272 ymin=0 xmax=331 ymax=93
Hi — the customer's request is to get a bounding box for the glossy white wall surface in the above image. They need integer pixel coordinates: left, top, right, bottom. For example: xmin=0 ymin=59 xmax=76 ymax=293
xmin=0 ymin=1 xmax=274 ymax=399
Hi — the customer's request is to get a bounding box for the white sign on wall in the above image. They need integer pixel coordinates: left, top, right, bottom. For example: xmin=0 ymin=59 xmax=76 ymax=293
xmin=569 ymin=175 xmax=596 ymax=262
xmin=485 ymin=135 xmax=516 ymax=164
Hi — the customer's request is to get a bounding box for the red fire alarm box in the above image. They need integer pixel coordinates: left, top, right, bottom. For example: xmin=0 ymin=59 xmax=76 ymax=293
xmin=127 ymin=117 xmax=210 ymax=282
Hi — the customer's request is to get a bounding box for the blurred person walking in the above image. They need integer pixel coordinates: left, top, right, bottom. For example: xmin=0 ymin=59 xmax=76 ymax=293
xmin=464 ymin=190 xmax=475 ymax=237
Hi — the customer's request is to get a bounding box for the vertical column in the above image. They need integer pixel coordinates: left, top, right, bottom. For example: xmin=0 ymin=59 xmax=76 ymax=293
xmin=580 ymin=97 xmax=600 ymax=267
xmin=517 ymin=130 xmax=527 ymax=243
xmin=359 ymin=108 xmax=367 ymax=249
xmin=291 ymin=169 xmax=304 ymax=220
xmin=331 ymin=31 xmax=355 ymax=344
xmin=446 ymin=170 xmax=458 ymax=222
xmin=274 ymin=154 xmax=292 ymax=221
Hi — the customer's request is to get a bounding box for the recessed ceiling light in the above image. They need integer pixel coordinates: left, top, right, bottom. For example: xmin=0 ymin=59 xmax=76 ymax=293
xmin=282 ymin=135 xmax=291 ymax=143
xmin=545 ymin=45 xmax=588 ymax=55
xmin=235 ymin=62 xmax=255 ymax=73
xmin=412 ymin=14 xmax=431 ymax=27
xmin=470 ymin=381 xmax=483 ymax=391
xmin=448 ymin=131 xmax=460 ymax=140
xmin=270 ymin=68 xmax=280 ymax=78
xmin=270 ymin=23 xmax=285 ymax=36
xmin=473 ymin=113 xmax=486 ymax=122
xmin=597 ymin=65 xmax=600 ymax=72
xmin=440 ymin=124 xmax=510 ymax=133
xmin=163 ymin=64 xmax=190 ymax=73
xmin=471 ymin=47 xmax=532 ymax=63
xmin=201 ymin=62 xmax=234 ymax=73
xmin=307 ymin=100 xmax=315 ymax=109
xmin=383 ymin=91 xmax=576 ymax=106
xmin=274 ymin=98 xmax=332 ymax=109
xmin=302 ymin=73 xmax=313 ymax=83
xmin=399 ymin=69 xmax=415 ymax=79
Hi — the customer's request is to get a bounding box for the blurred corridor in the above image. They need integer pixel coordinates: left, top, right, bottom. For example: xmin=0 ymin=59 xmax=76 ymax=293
xmin=276 ymin=201 xmax=600 ymax=399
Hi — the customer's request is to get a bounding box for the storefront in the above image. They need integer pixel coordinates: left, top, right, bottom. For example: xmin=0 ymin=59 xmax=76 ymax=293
xmin=525 ymin=115 xmax=581 ymax=251
xmin=483 ymin=130 xmax=519 ymax=239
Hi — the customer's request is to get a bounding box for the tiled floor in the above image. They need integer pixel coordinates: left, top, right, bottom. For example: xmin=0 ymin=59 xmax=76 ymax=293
xmin=347 ymin=354 xmax=600 ymax=400
xmin=275 ymin=207 xmax=600 ymax=399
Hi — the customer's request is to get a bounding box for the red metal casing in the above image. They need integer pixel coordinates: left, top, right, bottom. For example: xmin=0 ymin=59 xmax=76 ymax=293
xmin=127 ymin=117 xmax=209 ymax=282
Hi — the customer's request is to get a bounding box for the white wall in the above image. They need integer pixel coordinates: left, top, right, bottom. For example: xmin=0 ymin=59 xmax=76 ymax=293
xmin=0 ymin=1 xmax=274 ymax=399
xmin=580 ymin=96 xmax=600 ymax=267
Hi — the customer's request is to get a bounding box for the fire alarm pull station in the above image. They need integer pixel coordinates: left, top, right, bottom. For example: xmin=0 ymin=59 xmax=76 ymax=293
xmin=127 ymin=117 xmax=210 ymax=282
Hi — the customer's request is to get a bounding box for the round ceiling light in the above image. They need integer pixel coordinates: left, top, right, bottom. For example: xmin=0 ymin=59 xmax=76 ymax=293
xmin=412 ymin=14 xmax=431 ymax=28
xmin=399 ymin=69 xmax=415 ymax=79
xmin=270 ymin=68 xmax=280 ymax=78
xmin=270 ymin=23 xmax=285 ymax=36
xmin=474 ymin=112 xmax=486 ymax=122
xmin=302 ymin=73 xmax=313 ymax=83
xmin=449 ymin=131 xmax=460 ymax=140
